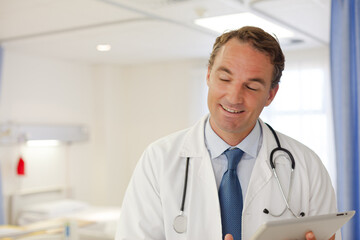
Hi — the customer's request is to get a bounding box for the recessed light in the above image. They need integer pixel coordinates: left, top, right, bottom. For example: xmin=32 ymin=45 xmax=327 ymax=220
xmin=96 ymin=44 xmax=111 ymax=52
xmin=195 ymin=12 xmax=294 ymax=39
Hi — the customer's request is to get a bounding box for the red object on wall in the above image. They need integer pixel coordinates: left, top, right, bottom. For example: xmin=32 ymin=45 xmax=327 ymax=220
xmin=17 ymin=157 xmax=25 ymax=175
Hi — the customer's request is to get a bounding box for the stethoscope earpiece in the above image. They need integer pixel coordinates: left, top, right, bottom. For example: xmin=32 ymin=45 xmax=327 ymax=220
xmin=264 ymin=208 xmax=305 ymax=218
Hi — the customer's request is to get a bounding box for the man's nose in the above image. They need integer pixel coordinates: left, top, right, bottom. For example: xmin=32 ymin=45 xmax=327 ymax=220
xmin=227 ymin=84 xmax=244 ymax=104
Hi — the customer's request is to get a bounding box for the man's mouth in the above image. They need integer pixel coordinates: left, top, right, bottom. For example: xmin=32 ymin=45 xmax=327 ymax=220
xmin=221 ymin=105 xmax=244 ymax=113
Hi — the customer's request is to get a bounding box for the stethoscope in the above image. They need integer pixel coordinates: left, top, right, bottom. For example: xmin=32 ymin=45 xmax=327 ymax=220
xmin=263 ymin=123 xmax=305 ymax=219
xmin=173 ymin=123 xmax=304 ymax=234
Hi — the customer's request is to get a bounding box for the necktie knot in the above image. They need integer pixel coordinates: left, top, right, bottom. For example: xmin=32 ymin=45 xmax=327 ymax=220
xmin=224 ymin=148 xmax=244 ymax=170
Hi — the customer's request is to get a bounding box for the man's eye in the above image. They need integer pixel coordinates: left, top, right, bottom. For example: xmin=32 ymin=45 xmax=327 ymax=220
xmin=247 ymin=85 xmax=258 ymax=91
xmin=220 ymin=78 xmax=230 ymax=82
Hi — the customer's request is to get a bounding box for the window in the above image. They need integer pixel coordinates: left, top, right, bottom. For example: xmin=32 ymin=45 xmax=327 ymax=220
xmin=261 ymin=60 xmax=337 ymax=189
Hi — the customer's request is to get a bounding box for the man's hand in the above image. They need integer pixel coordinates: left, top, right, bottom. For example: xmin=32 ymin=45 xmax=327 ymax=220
xmin=306 ymin=231 xmax=335 ymax=240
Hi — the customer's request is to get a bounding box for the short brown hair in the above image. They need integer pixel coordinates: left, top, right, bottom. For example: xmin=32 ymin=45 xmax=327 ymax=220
xmin=208 ymin=26 xmax=285 ymax=88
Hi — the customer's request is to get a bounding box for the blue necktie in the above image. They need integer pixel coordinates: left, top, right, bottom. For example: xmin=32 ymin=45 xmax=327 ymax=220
xmin=219 ymin=148 xmax=244 ymax=240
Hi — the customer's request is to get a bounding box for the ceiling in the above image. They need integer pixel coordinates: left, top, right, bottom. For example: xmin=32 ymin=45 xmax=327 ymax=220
xmin=0 ymin=0 xmax=331 ymax=65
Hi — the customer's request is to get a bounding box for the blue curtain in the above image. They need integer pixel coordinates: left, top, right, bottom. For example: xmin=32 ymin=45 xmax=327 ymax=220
xmin=330 ymin=0 xmax=360 ymax=239
xmin=0 ymin=169 xmax=3 ymax=225
xmin=0 ymin=46 xmax=4 ymax=225
xmin=0 ymin=46 xmax=3 ymax=99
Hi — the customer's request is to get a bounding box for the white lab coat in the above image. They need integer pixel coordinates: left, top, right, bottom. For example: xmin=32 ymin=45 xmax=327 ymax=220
xmin=116 ymin=115 xmax=339 ymax=240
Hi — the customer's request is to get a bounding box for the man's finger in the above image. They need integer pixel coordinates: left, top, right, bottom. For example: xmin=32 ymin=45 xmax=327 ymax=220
xmin=224 ymin=234 xmax=234 ymax=240
xmin=305 ymin=231 xmax=316 ymax=240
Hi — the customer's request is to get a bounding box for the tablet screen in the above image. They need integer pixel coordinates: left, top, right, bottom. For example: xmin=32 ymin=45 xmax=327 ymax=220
xmin=250 ymin=211 xmax=355 ymax=240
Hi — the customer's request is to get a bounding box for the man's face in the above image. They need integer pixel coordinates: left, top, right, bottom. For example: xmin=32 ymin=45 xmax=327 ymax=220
xmin=207 ymin=39 xmax=278 ymax=144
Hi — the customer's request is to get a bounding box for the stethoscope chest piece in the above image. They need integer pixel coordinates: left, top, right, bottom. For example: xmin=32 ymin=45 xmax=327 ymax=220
xmin=173 ymin=213 xmax=187 ymax=233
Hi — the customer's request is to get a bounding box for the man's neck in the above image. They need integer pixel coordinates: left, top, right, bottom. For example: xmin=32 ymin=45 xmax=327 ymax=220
xmin=209 ymin=119 xmax=255 ymax=146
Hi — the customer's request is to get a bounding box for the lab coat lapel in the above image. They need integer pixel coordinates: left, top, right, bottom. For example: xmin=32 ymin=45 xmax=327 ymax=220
xmin=179 ymin=115 xmax=216 ymax=187
xmin=179 ymin=115 xmax=223 ymax=239
xmin=243 ymin=120 xmax=274 ymax=211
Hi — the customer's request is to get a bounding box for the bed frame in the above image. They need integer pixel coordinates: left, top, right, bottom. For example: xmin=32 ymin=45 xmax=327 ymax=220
xmin=10 ymin=186 xmax=68 ymax=225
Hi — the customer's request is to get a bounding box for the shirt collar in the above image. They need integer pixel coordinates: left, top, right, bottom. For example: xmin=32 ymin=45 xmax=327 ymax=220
xmin=204 ymin=116 xmax=262 ymax=159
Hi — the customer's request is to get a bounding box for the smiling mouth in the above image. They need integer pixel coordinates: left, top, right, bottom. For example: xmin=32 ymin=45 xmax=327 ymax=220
xmin=221 ymin=105 xmax=244 ymax=114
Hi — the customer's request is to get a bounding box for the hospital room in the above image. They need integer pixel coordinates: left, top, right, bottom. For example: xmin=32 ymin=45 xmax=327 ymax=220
xmin=0 ymin=0 xmax=358 ymax=239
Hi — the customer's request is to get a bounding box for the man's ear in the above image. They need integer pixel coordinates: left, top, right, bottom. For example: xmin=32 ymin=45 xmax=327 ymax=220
xmin=265 ymin=84 xmax=279 ymax=106
xmin=206 ymin=67 xmax=211 ymax=86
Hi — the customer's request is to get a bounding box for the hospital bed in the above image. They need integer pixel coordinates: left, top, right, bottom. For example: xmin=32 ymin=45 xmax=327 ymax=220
xmin=4 ymin=186 xmax=120 ymax=240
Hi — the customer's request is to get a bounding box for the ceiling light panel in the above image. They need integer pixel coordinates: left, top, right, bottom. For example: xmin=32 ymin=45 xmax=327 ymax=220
xmin=195 ymin=12 xmax=294 ymax=39
xmin=97 ymin=44 xmax=112 ymax=52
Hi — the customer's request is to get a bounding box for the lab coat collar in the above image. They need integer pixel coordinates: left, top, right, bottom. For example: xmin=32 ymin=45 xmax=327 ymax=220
xmin=179 ymin=114 xmax=218 ymax=197
xmin=179 ymin=114 xmax=209 ymax=158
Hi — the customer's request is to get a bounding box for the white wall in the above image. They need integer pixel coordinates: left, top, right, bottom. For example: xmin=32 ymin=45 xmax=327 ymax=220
xmin=0 ymin=50 xmax=208 ymax=222
xmin=91 ymin=60 xmax=208 ymax=206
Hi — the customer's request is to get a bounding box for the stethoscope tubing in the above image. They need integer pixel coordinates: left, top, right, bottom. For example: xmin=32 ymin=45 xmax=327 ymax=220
xmin=180 ymin=157 xmax=190 ymax=212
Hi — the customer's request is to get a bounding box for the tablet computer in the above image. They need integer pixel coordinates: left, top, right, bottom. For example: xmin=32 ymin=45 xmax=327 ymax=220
xmin=250 ymin=211 xmax=355 ymax=240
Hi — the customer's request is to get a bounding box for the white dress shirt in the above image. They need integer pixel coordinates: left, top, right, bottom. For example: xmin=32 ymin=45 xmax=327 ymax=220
xmin=204 ymin=116 xmax=263 ymax=199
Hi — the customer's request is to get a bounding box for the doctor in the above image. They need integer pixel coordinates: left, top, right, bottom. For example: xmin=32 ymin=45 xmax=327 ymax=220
xmin=115 ymin=26 xmax=338 ymax=240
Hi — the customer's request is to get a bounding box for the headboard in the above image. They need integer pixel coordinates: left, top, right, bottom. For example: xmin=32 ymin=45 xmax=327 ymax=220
xmin=10 ymin=186 xmax=67 ymax=225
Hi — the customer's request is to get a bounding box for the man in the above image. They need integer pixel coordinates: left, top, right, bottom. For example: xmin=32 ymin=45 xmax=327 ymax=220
xmin=115 ymin=26 xmax=338 ymax=240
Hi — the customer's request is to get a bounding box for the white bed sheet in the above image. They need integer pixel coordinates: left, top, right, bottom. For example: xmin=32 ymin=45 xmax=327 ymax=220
xmin=14 ymin=205 xmax=121 ymax=240
xmin=10 ymin=188 xmax=121 ymax=240
xmin=10 ymin=187 xmax=121 ymax=240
